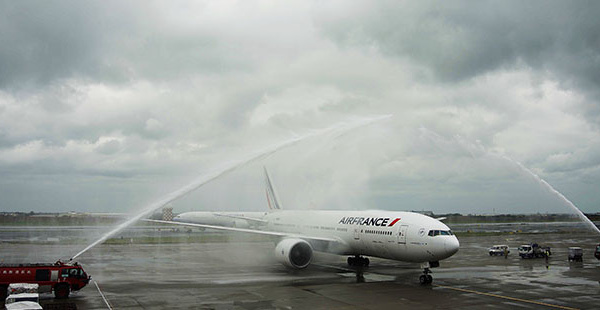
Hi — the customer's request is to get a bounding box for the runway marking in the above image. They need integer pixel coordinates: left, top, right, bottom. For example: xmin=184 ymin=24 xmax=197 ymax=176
xmin=434 ymin=284 xmax=579 ymax=310
xmin=93 ymin=280 xmax=113 ymax=310
xmin=314 ymin=263 xmax=579 ymax=310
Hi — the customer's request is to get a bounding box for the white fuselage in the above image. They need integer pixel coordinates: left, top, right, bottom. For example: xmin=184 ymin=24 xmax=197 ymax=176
xmin=177 ymin=210 xmax=459 ymax=263
xmin=174 ymin=212 xmax=268 ymax=228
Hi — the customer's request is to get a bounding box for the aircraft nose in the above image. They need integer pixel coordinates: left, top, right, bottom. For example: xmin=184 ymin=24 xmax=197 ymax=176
xmin=445 ymin=237 xmax=460 ymax=256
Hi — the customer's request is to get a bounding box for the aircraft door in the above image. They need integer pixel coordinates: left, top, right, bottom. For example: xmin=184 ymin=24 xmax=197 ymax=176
xmin=354 ymin=228 xmax=360 ymax=240
xmin=397 ymin=225 xmax=408 ymax=244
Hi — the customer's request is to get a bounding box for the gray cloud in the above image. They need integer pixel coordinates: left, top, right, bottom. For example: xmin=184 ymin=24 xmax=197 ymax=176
xmin=0 ymin=1 xmax=253 ymax=91
xmin=0 ymin=1 xmax=125 ymax=88
xmin=314 ymin=1 xmax=600 ymax=119
xmin=0 ymin=1 xmax=599 ymax=215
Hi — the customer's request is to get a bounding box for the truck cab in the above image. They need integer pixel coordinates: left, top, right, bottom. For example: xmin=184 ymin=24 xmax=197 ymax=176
xmin=518 ymin=243 xmax=551 ymax=259
xmin=518 ymin=245 xmax=532 ymax=257
xmin=59 ymin=265 xmax=89 ymax=291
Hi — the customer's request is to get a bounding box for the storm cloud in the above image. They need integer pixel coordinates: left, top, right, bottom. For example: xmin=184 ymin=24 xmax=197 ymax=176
xmin=1 ymin=1 xmax=599 ymax=215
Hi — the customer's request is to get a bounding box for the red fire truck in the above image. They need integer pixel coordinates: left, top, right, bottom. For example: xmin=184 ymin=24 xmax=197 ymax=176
xmin=0 ymin=261 xmax=90 ymax=299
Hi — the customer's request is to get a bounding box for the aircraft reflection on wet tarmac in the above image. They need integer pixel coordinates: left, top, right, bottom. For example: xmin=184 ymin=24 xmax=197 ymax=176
xmin=1 ymin=227 xmax=599 ymax=309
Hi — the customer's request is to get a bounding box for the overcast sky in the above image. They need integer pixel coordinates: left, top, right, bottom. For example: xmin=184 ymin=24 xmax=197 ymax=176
xmin=1 ymin=1 xmax=599 ymax=215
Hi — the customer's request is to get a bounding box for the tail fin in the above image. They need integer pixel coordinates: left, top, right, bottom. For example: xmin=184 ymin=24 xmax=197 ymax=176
xmin=264 ymin=167 xmax=282 ymax=210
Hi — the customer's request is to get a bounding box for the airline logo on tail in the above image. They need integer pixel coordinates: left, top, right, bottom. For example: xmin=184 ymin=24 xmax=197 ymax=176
xmin=338 ymin=217 xmax=401 ymax=227
xmin=264 ymin=167 xmax=282 ymax=210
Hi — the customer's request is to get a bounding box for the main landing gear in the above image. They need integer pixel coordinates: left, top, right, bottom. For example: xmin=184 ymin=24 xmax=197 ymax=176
xmin=419 ymin=262 xmax=433 ymax=285
xmin=347 ymin=255 xmax=370 ymax=267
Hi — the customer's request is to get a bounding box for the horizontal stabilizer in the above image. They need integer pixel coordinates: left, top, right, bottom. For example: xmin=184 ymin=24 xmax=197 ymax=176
xmin=213 ymin=213 xmax=269 ymax=224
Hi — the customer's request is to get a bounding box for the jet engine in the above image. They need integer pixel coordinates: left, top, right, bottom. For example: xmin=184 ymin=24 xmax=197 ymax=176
xmin=274 ymin=238 xmax=313 ymax=269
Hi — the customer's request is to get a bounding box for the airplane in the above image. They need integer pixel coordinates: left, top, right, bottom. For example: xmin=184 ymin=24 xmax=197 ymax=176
xmin=148 ymin=168 xmax=460 ymax=285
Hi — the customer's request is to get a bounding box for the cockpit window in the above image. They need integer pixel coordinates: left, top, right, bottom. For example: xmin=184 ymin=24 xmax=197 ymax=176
xmin=428 ymin=230 xmax=452 ymax=236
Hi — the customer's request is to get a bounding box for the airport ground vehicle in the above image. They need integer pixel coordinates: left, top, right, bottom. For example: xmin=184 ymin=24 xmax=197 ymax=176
xmin=568 ymin=247 xmax=583 ymax=262
xmin=488 ymin=245 xmax=509 ymax=256
xmin=518 ymin=243 xmax=551 ymax=259
xmin=0 ymin=261 xmax=90 ymax=299
xmin=5 ymin=293 xmax=42 ymax=310
xmin=4 ymin=283 xmax=42 ymax=310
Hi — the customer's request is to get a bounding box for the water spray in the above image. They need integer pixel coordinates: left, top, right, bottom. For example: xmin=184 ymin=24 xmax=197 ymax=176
xmin=70 ymin=115 xmax=392 ymax=260
xmin=419 ymin=127 xmax=600 ymax=235
xmin=495 ymin=154 xmax=600 ymax=235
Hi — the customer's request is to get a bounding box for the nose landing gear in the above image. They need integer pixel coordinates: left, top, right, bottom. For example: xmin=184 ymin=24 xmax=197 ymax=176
xmin=347 ymin=255 xmax=370 ymax=267
xmin=419 ymin=262 xmax=433 ymax=285
xmin=419 ymin=268 xmax=433 ymax=285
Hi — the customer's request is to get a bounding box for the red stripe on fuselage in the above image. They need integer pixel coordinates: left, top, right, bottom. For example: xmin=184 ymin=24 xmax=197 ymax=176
xmin=388 ymin=218 xmax=401 ymax=227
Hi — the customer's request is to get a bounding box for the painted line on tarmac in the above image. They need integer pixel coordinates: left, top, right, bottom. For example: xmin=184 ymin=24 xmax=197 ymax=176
xmin=93 ymin=280 xmax=113 ymax=310
xmin=434 ymin=284 xmax=578 ymax=310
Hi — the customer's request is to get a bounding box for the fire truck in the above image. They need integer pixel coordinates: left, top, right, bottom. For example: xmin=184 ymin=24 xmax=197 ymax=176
xmin=0 ymin=261 xmax=90 ymax=299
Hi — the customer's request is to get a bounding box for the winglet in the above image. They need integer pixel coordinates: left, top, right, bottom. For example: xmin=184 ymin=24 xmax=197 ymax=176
xmin=264 ymin=167 xmax=282 ymax=210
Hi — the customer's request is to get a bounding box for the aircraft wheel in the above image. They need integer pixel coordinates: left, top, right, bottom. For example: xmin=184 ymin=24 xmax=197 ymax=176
xmin=54 ymin=284 xmax=70 ymax=299
xmin=419 ymin=275 xmax=427 ymax=285
xmin=347 ymin=257 xmax=355 ymax=266
xmin=0 ymin=285 xmax=7 ymax=299
xmin=364 ymin=258 xmax=370 ymax=267
xmin=426 ymin=275 xmax=433 ymax=284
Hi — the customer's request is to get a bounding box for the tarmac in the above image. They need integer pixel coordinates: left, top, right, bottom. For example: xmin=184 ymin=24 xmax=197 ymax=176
xmin=1 ymin=229 xmax=600 ymax=309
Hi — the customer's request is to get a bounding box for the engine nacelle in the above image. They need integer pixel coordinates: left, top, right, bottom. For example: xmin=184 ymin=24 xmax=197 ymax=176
xmin=274 ymin=238 xmax=313 ymax=269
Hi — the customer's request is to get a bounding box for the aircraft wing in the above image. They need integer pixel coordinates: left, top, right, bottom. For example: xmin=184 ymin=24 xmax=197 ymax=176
xmin=213 ymin=213 xmax=269 ymax=224
xmin=144 ymin=219 xmax=344 ymax=244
